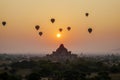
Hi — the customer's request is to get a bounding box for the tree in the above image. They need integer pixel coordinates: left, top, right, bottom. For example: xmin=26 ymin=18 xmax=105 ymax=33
xmin=0 ymin=72 xmax=21 ymax=80
xmin=26 ymin=72 xmax=41 ymax=80
xmin=94 ymin=71 xmax=111 ymax=80
xmin=0 ymin=72 xmax=9 ymax=80
xmin=63 ymin=70 xmax=87 ymax=80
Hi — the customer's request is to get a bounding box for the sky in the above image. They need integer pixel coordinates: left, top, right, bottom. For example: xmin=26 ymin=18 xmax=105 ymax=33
xmin=0 ymin=0 xmax=120 ymax=54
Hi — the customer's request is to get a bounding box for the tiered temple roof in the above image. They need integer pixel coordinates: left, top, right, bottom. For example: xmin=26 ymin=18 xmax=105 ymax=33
xmin=46 ymin=44 xmax=77 ymax=62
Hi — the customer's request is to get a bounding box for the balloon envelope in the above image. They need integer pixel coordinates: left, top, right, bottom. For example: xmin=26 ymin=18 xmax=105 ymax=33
xmin=59 ymin=28 xmax=63 ymax=32
xmin=39 ymin=32 xmax=43 ymax=36
xmin=88 ymin=28 xmax=92 ymax=33
xmin=35 ymin=25 xmax=40 ymax=30
xmin=51 ymin=18 xmax=55 ymax=23
xmin=67 ymin=27 xmax=71 ymax=31
xmin=85 ymin=13 xmax=89 ymax=17
xmin=2 ymin=21 xmax=6 ymax=26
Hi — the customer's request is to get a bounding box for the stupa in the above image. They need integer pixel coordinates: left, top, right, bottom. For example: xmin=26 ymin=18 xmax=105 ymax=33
xmin=46 ymin=44 xmax=77 ymax=62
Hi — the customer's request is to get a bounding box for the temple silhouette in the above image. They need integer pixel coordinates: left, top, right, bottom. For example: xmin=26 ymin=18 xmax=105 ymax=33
xmin=45 ymin=44 xmax=77 ymax=62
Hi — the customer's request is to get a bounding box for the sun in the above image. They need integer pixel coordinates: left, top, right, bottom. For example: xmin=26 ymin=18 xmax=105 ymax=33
xmin=56 ymin=33 xmax=61 ymax=38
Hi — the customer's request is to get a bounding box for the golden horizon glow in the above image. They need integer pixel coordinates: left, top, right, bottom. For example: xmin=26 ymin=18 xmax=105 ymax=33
xmin=0 ymin=0 xmax=120 ymax=54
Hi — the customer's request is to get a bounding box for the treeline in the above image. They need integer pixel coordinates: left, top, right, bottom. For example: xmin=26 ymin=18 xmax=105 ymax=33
xmin=1 ymin=58 xmax=120 ymax=80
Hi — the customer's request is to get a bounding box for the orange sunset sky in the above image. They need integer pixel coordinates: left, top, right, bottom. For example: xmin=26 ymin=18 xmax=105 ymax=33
xmin=0 ymin=0 xmax=120 ymax=54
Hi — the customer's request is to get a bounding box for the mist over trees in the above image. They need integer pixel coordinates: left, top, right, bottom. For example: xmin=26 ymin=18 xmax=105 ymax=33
xmin=0 ymin=53 xmax=120 ymax=80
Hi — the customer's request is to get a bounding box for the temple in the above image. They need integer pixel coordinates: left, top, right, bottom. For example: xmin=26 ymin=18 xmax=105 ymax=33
xmin=46 ymin=44 xmax=77 ymax=62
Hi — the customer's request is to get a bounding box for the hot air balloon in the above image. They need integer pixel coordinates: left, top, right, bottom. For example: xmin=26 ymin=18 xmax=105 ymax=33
xmin=88 ymin=28 xmax=92 ymax=33
xmin=85 ymin=13 xmax=89 ymax=17
xmin=59 ymin=28 xmax=63 ymax=32
xmin=51 ymin=18 xmax=55 ymax=23
xmin=2 ymin=21 xmax=6 ymax=26
xmin=39 ymin=32 xmax=43 ymax=36
xmin=67 ymin=26 xmax=71 ymax=31
xmin=35 ymin=25 xmax=40 ymax=30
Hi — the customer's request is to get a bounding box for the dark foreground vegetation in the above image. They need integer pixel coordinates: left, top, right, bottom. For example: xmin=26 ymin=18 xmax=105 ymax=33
xmin=0 ymin=54 xmax=120 ymax=80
